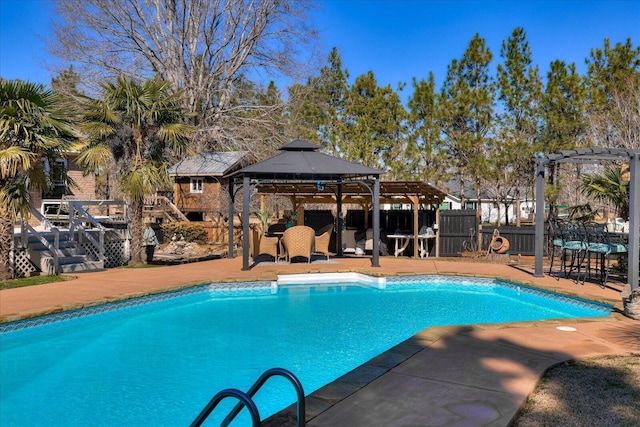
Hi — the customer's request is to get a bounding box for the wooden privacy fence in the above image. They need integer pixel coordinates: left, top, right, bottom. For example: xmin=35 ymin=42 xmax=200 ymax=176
xmin=439 ymin=211 xmax=543 ymax=257
xmin=481 ymin=225 xmax=543 ymax=256
xmin=439 ymin=210 xmax=478 ymax=257
xmin=185 ymin=212 xmax=543 ymax=257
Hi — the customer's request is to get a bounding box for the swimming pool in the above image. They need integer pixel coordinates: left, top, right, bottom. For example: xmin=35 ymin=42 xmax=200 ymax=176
xmin=0 ymin=275 xmax=611 ymax=426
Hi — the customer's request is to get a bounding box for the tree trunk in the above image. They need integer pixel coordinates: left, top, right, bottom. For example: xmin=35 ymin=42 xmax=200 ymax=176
xmin=0 ymin=210 xmax=15 ymax=280
xmin=129 ymin=199 xmax=144 ymax=265
xmin=505 ymin=203 xmax=510 ymax=225
xmin=476 ymin=186 xmax=482 ymax=251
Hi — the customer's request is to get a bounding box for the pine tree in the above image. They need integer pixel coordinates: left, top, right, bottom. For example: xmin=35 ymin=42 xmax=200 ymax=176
xmin=286 ymin=48 xmax=349 ymax=153
xmin=495 ymin=27 xmax=543 ymax=225
xmin=439 ymin=33 xmax=495 ymax=220
xmin=541 ymin=60 xmax=587 ymax=215
xmin=585 ymin=38 xmax=640 ymax=149
xmin=405 ymin=73 xmax=449 ymax=183
xmin=342 ymin=71 xmax=407 ymax=173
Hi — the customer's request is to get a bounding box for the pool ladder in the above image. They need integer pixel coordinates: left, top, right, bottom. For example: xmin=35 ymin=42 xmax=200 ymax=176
xmin=190 ymin=367 xmax=306 ymax=427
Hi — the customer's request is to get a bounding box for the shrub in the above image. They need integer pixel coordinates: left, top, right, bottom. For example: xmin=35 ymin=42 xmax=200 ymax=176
xmin=160 ymin=222 xmax=208 ymax=244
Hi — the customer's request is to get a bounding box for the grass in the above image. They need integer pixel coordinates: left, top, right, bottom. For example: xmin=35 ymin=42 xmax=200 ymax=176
xmin=513 ymin=354 xmax=640 ymax=426
xmin=118 ymin=263 xmax=164 ymax=269
xmin=0 ymin=274 xmax=72 ymax=290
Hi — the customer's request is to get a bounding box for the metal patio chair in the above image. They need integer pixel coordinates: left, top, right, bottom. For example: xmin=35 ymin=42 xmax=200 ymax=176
xmin=582 ymin=222 xmax=628 ymax=287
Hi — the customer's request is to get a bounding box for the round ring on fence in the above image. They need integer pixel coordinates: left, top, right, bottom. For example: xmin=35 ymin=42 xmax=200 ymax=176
xmin=491 ymin=236 xmax=510 ymax=254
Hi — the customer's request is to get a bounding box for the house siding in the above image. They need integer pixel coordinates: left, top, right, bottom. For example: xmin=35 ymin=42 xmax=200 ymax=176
xmin=66 ymin=156 xmax=96 ymax=200
xmin=26 ymin=154 xmax=98 ymax=226
xmin=174 ymin=177 xmax=223 ymax=215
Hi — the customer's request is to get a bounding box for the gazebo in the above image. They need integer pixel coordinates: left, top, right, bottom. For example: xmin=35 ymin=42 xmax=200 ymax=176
xmin=533 ymin=148 xmax=639 ymax=290
xmin=226 ymin=140 xmax=383 ymax=270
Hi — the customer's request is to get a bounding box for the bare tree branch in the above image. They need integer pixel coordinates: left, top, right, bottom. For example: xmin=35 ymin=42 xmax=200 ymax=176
xmin=50 ymin=0 xmax=319 ymax=150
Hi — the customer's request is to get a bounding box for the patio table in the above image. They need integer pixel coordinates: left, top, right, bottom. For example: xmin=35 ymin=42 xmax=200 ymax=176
xmin=418 ymin=234 xmax=436 ymax=258
xmin=388 ymin=234 xmax=413 ymax=257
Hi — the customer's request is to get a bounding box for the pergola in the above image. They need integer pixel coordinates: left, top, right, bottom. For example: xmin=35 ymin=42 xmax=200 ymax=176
xmin=226 ymin=140 xmax=382 ymax=270
xmin=534 ymin=148 xmax=639 ymax=290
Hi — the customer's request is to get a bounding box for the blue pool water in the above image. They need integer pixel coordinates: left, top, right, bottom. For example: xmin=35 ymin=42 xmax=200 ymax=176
xmin=0 ymin=275 xmax=610 ymax=426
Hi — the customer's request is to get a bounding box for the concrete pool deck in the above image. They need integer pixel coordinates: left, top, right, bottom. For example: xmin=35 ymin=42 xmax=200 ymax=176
xmin=1 ymin=256 xmax=638 ymax=426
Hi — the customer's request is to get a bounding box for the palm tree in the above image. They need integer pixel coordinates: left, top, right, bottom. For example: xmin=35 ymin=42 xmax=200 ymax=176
xmin=581 ymin=167 xmax=630 ymax=220
xmin=0 ymin=79 xmax=75 ymax=280
xmin=78 ymin=77 xmax=192 ymax=264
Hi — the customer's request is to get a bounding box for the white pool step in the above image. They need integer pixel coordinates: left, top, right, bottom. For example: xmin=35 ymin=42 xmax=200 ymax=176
xmin=274 ymin=272 xmax=386 ymax=289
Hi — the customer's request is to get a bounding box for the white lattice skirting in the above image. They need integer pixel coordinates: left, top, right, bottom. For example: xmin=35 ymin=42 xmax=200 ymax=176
xmin=79 ymin=240 xmax=130 ymax=268
xmin=104 ymin=241 xmax=130 ymax=268
xmin=10 ymin=249 xmax=38 ymax=278
xmin=10 ymin=240 xmax=130 ymax=276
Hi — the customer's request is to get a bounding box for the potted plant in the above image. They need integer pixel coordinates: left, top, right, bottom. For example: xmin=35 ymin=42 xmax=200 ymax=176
xmin=254 ymin=206 xmax=271 ymax=235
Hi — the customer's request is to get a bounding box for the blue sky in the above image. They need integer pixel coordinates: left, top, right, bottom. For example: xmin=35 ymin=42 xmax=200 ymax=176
xmin=1 ymin=0 xmax=639 ymax=94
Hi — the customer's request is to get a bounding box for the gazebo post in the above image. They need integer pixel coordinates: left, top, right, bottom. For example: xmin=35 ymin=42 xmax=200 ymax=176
xmin=227 ymin=178 xmax=235 ymax=259
xmin=336 ymin=183 xmax=343 ymax=257
xmin=372 ymin=178 xmax=380 ymax=267
xmin=435 ymin=205 xmax=441 ymax=258
xmin=534 ymin=158 xmax=546 ymax=277
xmin=628 ymin=153 xmax=639 ymax=290
xmin=242 ymin=174 xmax=251 ymax=271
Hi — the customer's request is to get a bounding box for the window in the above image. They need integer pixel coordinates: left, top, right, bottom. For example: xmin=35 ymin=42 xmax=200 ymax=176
xmin=190 ymin=178 xmax=204 ymax=193
xmin=44 ymin=158 xmax=68 ymax=198
xmin=186 ymin=211 xmax=205 ymax=221
xmin=51 ymin=159 xmax=67 ymax=187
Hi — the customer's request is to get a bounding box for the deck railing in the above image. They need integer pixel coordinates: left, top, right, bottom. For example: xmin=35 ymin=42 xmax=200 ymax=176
xmin=21 ymin=208 xmax=63 ymax=275
xmin=22 ymin=199 xmax=131 ymax=273
xmin=69 ymin=201 xmax=106 ymax=264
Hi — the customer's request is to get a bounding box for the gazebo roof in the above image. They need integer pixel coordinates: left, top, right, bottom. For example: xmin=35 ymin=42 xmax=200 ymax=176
xmin=229 ymin=139 xmax=382 ymax=180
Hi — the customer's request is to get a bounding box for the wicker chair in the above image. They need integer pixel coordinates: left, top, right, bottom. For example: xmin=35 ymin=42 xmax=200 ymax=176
xmin=280 ymin=225 xmax=315 ymax=263
xmin=313 ymin=224 xmax=333 ymax=260
xmin=250 ymin=227 xmax=279 ymax=261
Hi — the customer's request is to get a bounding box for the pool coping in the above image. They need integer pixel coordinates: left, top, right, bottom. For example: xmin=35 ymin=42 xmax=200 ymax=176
xmin=0 ymin=273 xmax=614 ymax=332
xmin=0 ymin=270 xmax=621 ymax=324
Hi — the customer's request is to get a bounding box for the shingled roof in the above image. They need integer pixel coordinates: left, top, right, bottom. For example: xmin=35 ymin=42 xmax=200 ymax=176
xmin=168 ymin=151 xmax=249 ymax=177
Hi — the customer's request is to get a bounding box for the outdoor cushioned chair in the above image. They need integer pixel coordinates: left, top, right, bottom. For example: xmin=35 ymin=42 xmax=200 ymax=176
xmin=313 ymin=224 xmax=334 ymax=260
xmin=250 ymin=227 xmax=279 ymax=261
xmin=280 ymin=225 xmax=315 ymax=263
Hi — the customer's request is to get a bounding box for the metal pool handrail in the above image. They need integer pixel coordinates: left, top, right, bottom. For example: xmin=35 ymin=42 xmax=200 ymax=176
xmin=190 ymin=367 xmax=306 ymax=427
xmin=190 ymin=388 xmax=260 ymax=427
